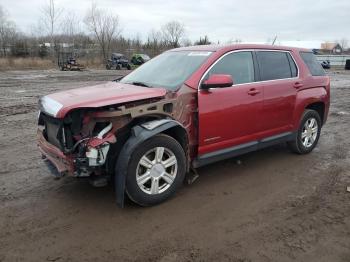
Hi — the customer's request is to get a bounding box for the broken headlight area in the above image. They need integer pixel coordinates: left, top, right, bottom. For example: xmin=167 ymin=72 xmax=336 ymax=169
xmin=38 ymin=110 xmax=119 ymax=177
xmin=74 ymin=122 xmax=116 ymax=176
xmin=74 ymin=142 xmax=112 ymax=177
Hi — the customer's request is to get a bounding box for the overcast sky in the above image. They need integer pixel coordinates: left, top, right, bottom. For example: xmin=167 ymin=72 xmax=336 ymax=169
xmin=1 ymin=0 xmax=349 ymax=43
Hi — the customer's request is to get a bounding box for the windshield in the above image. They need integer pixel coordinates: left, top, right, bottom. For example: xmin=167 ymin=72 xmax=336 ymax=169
xmin=120 ymin=51 xmax=212 ymax=90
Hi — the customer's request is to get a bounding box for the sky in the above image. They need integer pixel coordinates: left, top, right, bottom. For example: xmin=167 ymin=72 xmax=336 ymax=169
xmin=1 ymin=0 xmax=350 ymax=43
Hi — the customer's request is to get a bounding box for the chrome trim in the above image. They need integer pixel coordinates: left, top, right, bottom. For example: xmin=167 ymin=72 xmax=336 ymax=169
xmin=198 ymin=49 xmax=300 ymax=90
xmin=39 ymin=96 xmax=63 ymax=117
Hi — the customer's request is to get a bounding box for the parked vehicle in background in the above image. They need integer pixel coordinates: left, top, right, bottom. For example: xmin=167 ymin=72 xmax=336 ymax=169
xmin=321 ymin=60 xmax=331 ymax=69
xmin=38 ymin=44 xmax=330 ymax=207
xmin=106 ymin=53 xmax=131 ymax=70
xmin=345 ymin=59 xmax=350 ymax=70
xmin=57 ymin=52 xmax=85 ymax=71
xmin=131 ymin=54 xmax=151 ymax=66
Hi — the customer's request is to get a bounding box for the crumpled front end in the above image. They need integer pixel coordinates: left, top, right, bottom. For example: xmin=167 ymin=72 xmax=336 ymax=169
xmin=37 ymin=105 xmax=128 ymax=177
xmin=37 ymin=82 xmax=197 ymax=181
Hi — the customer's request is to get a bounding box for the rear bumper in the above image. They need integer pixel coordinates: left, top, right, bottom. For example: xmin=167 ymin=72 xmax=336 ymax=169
xmin=37 ymin=129 xmax=75 ymax=175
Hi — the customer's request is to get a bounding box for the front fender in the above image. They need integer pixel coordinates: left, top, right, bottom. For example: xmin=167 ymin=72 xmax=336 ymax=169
xmin=114 ymin=119 xmax=185 ymax=207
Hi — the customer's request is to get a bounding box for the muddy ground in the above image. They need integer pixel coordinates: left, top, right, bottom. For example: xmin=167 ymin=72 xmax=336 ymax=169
xmin=0 ymin=69 xmax=349 ymax=262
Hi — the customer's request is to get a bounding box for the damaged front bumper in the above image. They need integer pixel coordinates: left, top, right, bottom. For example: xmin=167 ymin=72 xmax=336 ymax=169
xmin=37 ymin=125 xmax=116 ymax=177
xmin=37 ymin=129 xmax=75 ymax=176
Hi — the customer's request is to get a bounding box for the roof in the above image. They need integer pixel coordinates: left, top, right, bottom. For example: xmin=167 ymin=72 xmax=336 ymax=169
xmin=171 ymin=44 xmax=310 ymax=53
xmin=245 ymin=41 xmax=323 ymax=49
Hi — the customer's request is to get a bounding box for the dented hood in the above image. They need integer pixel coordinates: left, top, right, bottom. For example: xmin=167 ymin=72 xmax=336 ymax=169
xmin=40 ymin=81 xmax=167 ymax=118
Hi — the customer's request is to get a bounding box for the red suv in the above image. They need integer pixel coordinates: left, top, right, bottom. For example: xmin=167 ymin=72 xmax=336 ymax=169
xmin=38 ymin=44 xmax=330 ymax=207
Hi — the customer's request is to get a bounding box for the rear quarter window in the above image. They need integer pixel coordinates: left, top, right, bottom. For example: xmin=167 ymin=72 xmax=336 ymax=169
xmin=300 ymin=52 xmax=326 ymax=76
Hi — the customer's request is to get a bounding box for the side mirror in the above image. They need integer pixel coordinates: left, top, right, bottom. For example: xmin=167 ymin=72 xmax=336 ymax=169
xmin=201 ymin=74 xmax=233 ymax=89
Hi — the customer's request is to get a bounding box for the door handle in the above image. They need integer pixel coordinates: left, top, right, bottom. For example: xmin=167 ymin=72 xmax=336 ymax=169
xmin=293 ymin=82 xmax=303 ymax=89
xmin=247 ymin=88 xmax=260 ymax=96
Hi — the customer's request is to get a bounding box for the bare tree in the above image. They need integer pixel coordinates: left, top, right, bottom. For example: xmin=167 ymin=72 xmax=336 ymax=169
xmin=340 ymin=38 xmax=348 ymax=52
xmin=0 ymin=6 xmax=17 ymax=56
xmin=181 ymin=38 xmax=192 ymax=47
xmin=40 ymin=0 xmax=63 ymax=49
xmin=148 ymin=30 xmax=163 ymax=47
xmin=84 ymin=3 xmax=121 ymax=61
xmin=61 ymin=11 xmax=81 ymax=47
xmin=161 ymin=21 xmax=185 ymax=48
xmin=146 ymin=29 xmax=163 ymax=56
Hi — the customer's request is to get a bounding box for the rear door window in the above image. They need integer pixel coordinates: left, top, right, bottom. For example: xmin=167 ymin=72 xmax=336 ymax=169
xmin=206 ymin=51 xmax=255 ymax=85
xmin=300 ymin=52 xmax=326 ymax=76
xmin=256 ymin=51 xmax=293 ymax=81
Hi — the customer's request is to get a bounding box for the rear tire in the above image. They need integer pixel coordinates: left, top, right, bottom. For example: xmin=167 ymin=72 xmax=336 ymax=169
xmin=287 ymin=109 xmax=321 ymax=154
xmin=125 ymin=134 xmax=186 ymax=206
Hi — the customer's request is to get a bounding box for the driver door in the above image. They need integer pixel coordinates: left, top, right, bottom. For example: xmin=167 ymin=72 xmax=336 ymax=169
xmin=198 ymin=51 xmax=263 ymax=155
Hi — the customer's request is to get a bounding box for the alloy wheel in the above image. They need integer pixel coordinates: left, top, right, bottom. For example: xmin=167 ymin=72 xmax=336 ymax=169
xmin=301 ymin=117 xmax=318 ymax=148
xmin=136 ymin=147 xmax=178 ymax=195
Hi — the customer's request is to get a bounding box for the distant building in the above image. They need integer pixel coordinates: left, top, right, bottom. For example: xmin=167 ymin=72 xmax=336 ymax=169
xmin=40 ymin=43 xmax=51 ymax=48
xmin=320 ymin=43 xmax=342 ymax=54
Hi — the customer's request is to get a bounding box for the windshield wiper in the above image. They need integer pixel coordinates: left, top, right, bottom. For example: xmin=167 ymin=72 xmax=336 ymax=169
xmin=129 ymin=81 xmax=151 ymax=87
xmin=113 ymin=76 xmax=124 ymax=82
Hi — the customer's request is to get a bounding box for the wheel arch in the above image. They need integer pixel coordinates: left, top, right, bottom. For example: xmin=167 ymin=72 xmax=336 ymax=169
xmin=293 ymin=87 xmax=328 ymax=129
xmin=305 ymin=101 xmax=325 ymax=125
xmin=114 ymin=119 xmax=188 ymax=207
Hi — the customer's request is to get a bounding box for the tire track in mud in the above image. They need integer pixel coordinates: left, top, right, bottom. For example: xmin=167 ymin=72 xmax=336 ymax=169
xmin=0 ymin=104 xmax=38 ymax=117
xmin=244 ymin=155 xmax=350 ymax=260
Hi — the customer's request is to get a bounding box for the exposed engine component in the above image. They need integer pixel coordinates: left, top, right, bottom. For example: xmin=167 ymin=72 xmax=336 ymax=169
xmin=85 ymin=122 xmax=113 ymax=166
xmin=86 ymin=144 xmax=110 ymax=166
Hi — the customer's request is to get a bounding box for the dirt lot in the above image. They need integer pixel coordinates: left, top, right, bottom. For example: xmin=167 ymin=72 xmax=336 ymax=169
xmin=0 ymin=69 xmax=349 ymax=262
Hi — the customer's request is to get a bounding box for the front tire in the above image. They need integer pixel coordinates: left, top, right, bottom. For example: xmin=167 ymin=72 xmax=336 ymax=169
xmin=125 ymin=134 xmax=186 ymax=206
xmin=287 ymin=109 xmax=321 ymax=154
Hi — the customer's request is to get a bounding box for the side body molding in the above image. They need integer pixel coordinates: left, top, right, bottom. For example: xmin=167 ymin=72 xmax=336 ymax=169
xmin=115 ymin=119 xmax=185 ymax=207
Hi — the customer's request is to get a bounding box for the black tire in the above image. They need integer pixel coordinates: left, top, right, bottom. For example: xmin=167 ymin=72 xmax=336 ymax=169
xmin=125 ymin=134 xmax=186 ymax=206
xmin=287 ymin=109 xmax=321 ymax=154
xmin=126 ymin=64 xmax=131 ymax=70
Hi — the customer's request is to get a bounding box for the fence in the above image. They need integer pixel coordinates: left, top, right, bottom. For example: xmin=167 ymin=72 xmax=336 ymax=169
xmin=315 ymin=55 xmax=350 ymax=68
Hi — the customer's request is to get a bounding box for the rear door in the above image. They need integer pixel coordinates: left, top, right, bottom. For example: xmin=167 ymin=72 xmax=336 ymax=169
xmin=198 ymin=51 xmax=263 ymax=155
xmin=256 ymin=51 xmax=299 ymax=137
